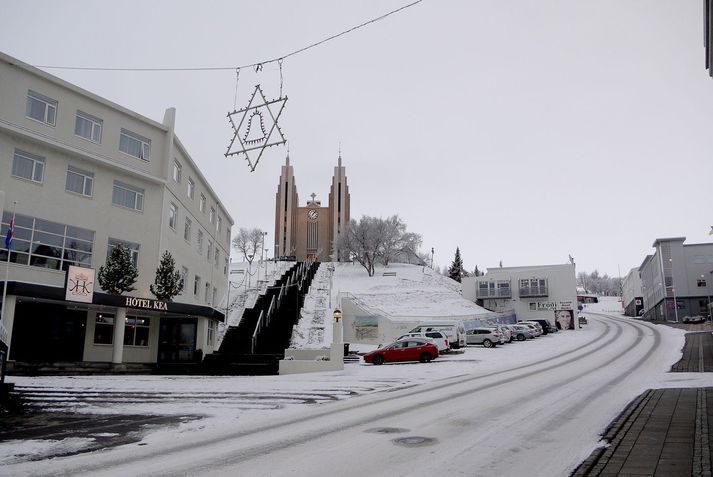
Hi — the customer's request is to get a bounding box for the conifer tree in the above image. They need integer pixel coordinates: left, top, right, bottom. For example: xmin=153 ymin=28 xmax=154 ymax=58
xmin=448 ymin=247 xmax=465 ymax=282
xmin=474 ymin=265 xmax=481 ymax=277
xmin=97 ymin=244 xmax=138 ymax=295
xmin=150 ymin=251 xmax=183 ymax=301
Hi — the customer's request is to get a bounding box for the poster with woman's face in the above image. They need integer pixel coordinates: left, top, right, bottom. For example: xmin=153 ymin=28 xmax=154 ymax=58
xmin=555 ymin=310 xmax=574 ymax=330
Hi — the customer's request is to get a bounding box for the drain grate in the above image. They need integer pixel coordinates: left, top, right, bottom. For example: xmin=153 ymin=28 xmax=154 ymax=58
xmin=392 ymin=436 xmax=438 ymax=447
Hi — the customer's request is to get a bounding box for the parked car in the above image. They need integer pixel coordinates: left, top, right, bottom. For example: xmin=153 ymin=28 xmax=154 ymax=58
xmin=529 ymin=319 xmax=555 ymax=335
xmin=398 ymin=330 xmax=449 ymax=353
xmin=466 ymin=327 xmax=502 ymax=348
xmin=409 ymin=320 xmax=467 ymax=349
xmin=484 ymin=326 xmax=508 ymax=345
xmin=519 ymin=322 xmax=542 ymax=337
xmin=494 ymin=325 xmax=513 ymax=343
xmin=363 ymin=338 xmax=439 ymax=365
xmin=682 ymin=315 xmax=706 ymax=324
xmin=518 ymin=323 xmax=541 ymax=337
xmin=509 ymin=324 xmax=534 ymax=341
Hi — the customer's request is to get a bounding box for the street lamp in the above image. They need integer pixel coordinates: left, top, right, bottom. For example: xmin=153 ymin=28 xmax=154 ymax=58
xmin=430 ymin=247 xmax=434 ymax=269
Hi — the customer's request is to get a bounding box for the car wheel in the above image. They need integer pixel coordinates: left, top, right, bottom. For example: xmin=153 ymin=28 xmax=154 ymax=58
xmin=517 ymin=334 xmax=525 ymax=341
xmin=373 ymin=355 xmax=384 ymax=365
xmin=483 ymin=339 xmax=493 ymax=348
xmin=419 ymin=352 xmax=432 ymax=363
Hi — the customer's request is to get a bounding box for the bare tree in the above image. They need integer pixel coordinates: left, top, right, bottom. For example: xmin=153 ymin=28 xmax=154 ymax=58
xmin=337 ymin=215 xmax=424 ymax=275
xmin=231 ymin=227 xmax=264 ymax=268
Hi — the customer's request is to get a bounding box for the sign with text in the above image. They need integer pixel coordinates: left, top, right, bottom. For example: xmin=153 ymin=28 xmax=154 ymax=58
xmin=65 ymin=266 xmax=95 ymax=303
xmin=530 ymin=300 xmax=574 ymax=311
xmin=124 ymin=296 xmax=168 ymax=311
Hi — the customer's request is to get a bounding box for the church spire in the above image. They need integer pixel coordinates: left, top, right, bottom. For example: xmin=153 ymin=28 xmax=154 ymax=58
xmin=338 ymin=142 xmax=342 ymax=167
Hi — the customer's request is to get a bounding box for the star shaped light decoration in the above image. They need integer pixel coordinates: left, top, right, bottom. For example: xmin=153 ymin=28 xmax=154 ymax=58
xmin=225 ymin=84 xmax=287 ymax=172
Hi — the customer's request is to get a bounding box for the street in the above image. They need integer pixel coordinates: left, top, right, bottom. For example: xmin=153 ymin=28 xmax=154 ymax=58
xmin=3 ymin=313 xmax=693 ymax=476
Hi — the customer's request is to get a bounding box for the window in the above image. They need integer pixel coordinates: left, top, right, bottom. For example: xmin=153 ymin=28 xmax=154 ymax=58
xmin=124 ymin=316 xmax=150 ymax=347
xmin=215 ymin=249 xmax=220 ymax=268
xmin=119 ymin=128 xmax=151 ymax=160
xmin=107 ymin=238 xmax=140 ymax=268
xmin=200 ymin=194 xmax=206 ymax=213
xmin=212 ymin=287 xmax=217 ymax=306
xmin=207 ymin=240 xmax=213 ymax=261
xmin=187 ymin=177 xmax=195 ymax=199
xmin=194 ymin=275 xmax=201 ymax=295
xmin=1 ymin=212 xmax=95 ymax=270
xmin=112 ymin=181 xmax=144 ymax=211
xmin=205 ymin=282 xmax=211 ymax=303
xmin=65 ymin=166 xmax=94 ymax=197
xmin=226 ymin=227 xmax=231 ymax=244
xmin=93 ymin=313 xmax=114 ymax=344
xmin=694 ymin=256 xmax=706 ymax=264
xmin=197 ymin=230 xmax=203 ymax=253
xmin=224 ymin=258 xmax=229 ymax=276
xmin=74 ymin=111 xmax=102 ymax=142
xmin=210 ymin=207 xmax=216 ymax=224
xmin=12 ymin=149 xmax=45 ymax=183
xmin=26 ymin=90 xmax=57 ymax=126
xmin=172 ymin=160 xmax=182 ymax=183
xmin=181 ymin=266 xmax=188 ymax=292
xmin=698 ymin=279 xmax=707 ymax=287
xmin=169 ymin=203 xmax=178 ymax=230
xmin=184 ymin=217 xmax=192 ymax=242
xmin=207 ymin=320 xmax=216 ymax=347
xmin=217 ymin=216 xmax=222 ymax=233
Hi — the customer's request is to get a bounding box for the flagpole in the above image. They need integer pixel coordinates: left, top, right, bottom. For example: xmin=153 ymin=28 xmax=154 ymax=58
xmin=1 ymin=201 xmax=17 ymax=324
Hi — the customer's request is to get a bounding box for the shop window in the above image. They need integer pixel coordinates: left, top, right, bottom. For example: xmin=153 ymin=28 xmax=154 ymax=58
xmin=124 ymin=316 xmax=150 ymax=347
xmin=94 ymin=314 xmax=114 ymax=344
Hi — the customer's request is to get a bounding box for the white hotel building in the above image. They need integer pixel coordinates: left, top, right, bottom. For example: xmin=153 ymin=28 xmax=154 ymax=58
xmin=0 ymin=52 xmax=233 ymax=369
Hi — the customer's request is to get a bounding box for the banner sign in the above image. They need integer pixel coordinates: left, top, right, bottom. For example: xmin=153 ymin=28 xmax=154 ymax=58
xmin=65 ymin=266 xmax=95 ymax=303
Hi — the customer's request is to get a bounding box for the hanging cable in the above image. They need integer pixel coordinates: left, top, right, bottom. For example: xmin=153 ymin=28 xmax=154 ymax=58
xmin=278 ymin=59 xmax=284 ymax=97
xmin=29 ymin=0 xmax=424 ymax=72
xmin=232 ymin=68 xmax=240 ymax=110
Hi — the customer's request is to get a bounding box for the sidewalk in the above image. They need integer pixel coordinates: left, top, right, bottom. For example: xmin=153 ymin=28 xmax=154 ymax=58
xmin=573 ymin=330 xmax=713 ymax=476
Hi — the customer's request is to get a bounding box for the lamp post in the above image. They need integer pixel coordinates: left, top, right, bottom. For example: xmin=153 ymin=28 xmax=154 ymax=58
xmin=430 ymin=247 xmax=434 ymax=269
xmin=668 ymin=257 xmax=679 ymax=323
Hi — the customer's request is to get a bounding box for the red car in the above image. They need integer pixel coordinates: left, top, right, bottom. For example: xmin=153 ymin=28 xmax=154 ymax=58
xmin=363 ymin=338 xmax=439 ymax=365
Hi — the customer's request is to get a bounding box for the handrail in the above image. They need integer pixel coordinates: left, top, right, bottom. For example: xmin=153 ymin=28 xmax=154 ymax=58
xmin=251 ymin=310 xmax=264 ymax=353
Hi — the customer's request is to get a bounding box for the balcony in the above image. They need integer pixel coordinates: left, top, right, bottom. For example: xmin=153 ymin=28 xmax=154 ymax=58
xmin=476 ymin=287 xmax=512 ymax=299
xmin=519 ymin=286 xmax=549 ymax=298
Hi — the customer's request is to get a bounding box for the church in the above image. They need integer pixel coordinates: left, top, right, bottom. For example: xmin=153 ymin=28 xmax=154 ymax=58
xmin=274 ymin=154 xmax=350 ymax=262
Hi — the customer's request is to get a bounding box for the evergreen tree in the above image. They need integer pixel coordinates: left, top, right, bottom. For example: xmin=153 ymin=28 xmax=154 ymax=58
xmin=97 ymin=244 xmax=138 ymax=295
xmin=150 ymin=250 xmax=183 ymax=301
xmin=474 ymin=265 xmax=481 ymax=277
xmin=448 ymin=247 xmax=465 ymax=282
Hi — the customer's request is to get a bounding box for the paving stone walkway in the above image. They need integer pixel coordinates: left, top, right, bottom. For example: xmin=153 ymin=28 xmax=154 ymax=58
xmin=573 ymin=331 xmax=713 ymax=476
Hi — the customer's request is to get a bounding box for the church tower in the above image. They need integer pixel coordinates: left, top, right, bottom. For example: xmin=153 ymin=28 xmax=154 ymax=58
xmin=328 ymin=152 xmax=350 ymax=261
xmin=273 ymin=153 xmax=350 ymax=262
xmin=274 ymin=154 xmax=298 ymax=258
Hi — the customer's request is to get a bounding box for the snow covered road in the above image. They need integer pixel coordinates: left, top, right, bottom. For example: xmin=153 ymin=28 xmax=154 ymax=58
xmin=5 ymin=312 xmax=706 ymax=477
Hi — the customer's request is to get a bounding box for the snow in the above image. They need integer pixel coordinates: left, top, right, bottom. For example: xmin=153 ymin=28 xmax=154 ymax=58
xmin=4 ymin=292 xmax=711 ymax=475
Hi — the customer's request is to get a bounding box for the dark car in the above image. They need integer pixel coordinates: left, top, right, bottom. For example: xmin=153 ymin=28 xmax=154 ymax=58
xmin=530 ymin=319 xmax=555 ymax=335
xmin=363 ymin=338 xmax=439 ymax=365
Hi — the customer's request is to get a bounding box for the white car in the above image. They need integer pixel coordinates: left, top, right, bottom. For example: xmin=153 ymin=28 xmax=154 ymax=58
xmin=398 ymin=330 xmax=450 ymax=353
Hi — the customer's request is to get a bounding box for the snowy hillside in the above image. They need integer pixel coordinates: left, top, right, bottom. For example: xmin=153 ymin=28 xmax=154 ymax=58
xmin=291 ymin=262 xmax=492 ymax=349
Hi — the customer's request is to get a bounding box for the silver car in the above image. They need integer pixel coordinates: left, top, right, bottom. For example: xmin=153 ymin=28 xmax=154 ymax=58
xmin=510 ymin=324 xmax=534 ymax=341
xmin=466 ymin=327 xmax=502 ymax=348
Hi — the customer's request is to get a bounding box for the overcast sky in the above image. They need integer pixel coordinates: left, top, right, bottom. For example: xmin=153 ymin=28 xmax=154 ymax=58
xmin=2 ymin=1 xmax=711 ymax=277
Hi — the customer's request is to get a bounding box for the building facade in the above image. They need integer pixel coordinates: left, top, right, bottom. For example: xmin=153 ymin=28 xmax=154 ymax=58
xmin=462 ymin=264 xmax=578 ymax=329
xmin=0 ymin=52 xmax=233 ymax=366
xmin=274 ymin=154 xmax=350 ymax=262
xmin=622 ymin=266 xmax=644 ymax=317
xmin=639 ymin=237 xmax=713 ymax=321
